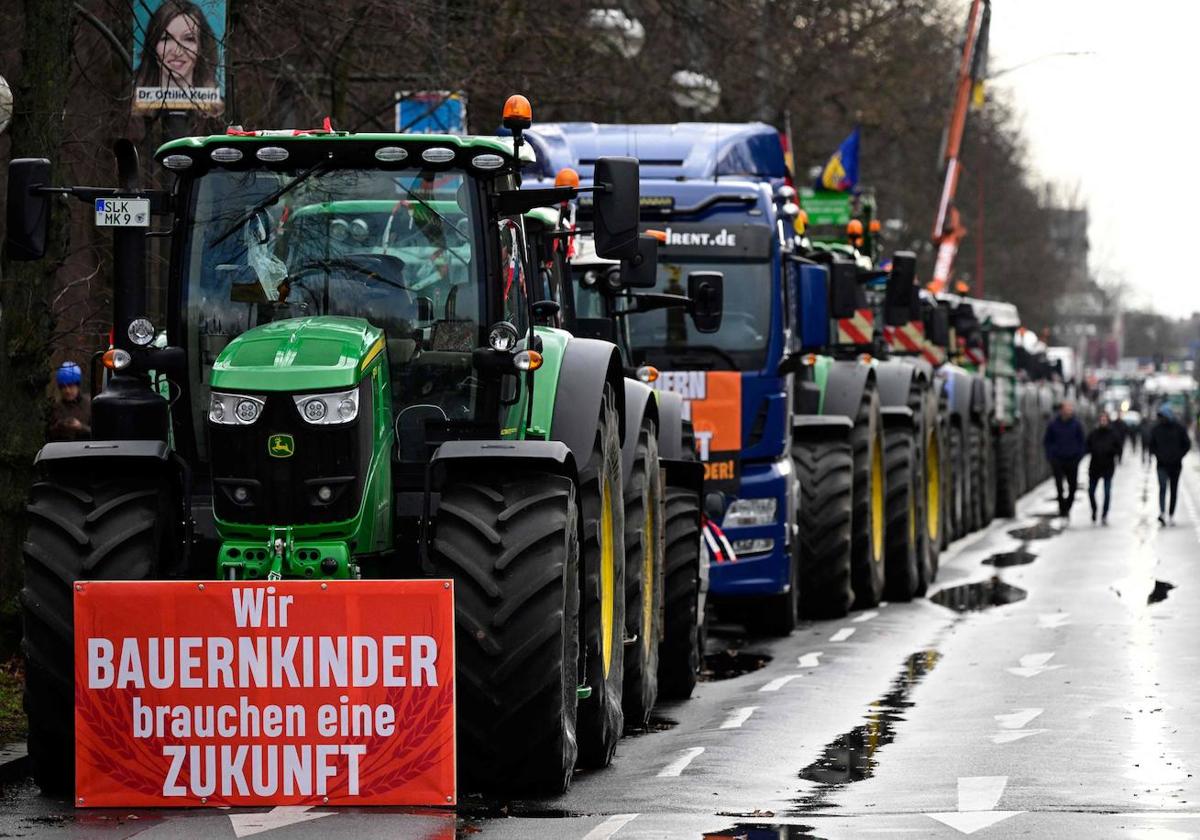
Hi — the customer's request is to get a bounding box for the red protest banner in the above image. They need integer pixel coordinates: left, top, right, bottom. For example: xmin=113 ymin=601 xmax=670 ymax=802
xmin=74 ymin=580 xmax=455 ymax=808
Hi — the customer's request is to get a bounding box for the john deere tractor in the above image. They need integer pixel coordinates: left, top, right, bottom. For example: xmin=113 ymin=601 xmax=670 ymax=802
xmin=10 ymin=96 xmax=645 ymax=795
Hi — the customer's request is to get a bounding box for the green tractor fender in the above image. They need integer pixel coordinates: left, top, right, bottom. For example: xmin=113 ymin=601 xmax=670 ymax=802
xmin=822 ymin=359 xmax=877 ymax=420
xmin=430 ymin=439 xmax=578 ymax=486
xmin=943 ymin=364 xmax=975 ymax=430
xmin=548 ymin=338 xmax=627 ymax=469
xmin=621 ymin=379 xmax=660 ymax=491
xmin=875 ymin=359 xmax=919 ymax=430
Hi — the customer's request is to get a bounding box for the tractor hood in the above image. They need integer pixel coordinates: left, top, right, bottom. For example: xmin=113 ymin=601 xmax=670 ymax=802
xmin=210 ymin=316 xmax=384 ymax=392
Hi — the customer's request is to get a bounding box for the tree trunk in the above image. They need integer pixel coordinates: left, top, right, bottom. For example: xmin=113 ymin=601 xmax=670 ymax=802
xmin=0 ymin=0 xmax=75 ymax=607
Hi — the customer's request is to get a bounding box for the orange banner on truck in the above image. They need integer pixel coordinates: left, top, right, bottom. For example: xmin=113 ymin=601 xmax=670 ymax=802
xmin=74 ymin=580 xmax=455 ymax=808
xmin=655 ymin=370 xmax=742 ymax=492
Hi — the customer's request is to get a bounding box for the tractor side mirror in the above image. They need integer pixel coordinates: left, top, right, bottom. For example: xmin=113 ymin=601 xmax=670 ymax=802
xmin=621 ymin=234 xmax=659 ymax=288
xmin=884 ymin=251 xmax=917 ymax=326
xmin=688 ymin=271 xmax=723 ymax=334
xmin=592 ymin=156 xmax=640 ymax=260
xmin=6 ymin=158 xmax=51 ymax=261
xmin=829 ymin=259 xmax=859 ymax=319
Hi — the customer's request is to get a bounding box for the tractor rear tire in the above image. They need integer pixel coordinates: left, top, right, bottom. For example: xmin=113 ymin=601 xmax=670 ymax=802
xmin=657 ymin=484 xmax=703 ymax=700
xmin=576 ymin=384 xmax=626 ymax=768
xmin=916 ymin=386 xmax=942 ymax=595
xmin=622 ymin=421 xmax=664 ymax=729
xmin=882 ymin=427 xmax=920 ymax=602
xmin=968 ymin=423 xmax=986 ymax=532
xmin=793 ymin=437 xmax=854 ymax=619
xmin=21 ymin=467 xmax=172 ymax=794
xmin=850 ymin=388 xmax=886 ymax=609
xmin=994 ymin=429 xmax=1020 ymax=517
xmin=429 ymin=470 xmax=581 ymax=795
xmin=947 ymin=424 xmax=965 ymax=541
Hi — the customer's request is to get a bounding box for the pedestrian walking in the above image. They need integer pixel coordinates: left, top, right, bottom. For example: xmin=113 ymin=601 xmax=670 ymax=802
xmin=49 ymin=361 xmax=91 ymax=441
xmin=1111 ymin=415 xmax=1129 ymax=464
xmin=1141 ymin=415 xmax=1154 ymax=466
xmin=1044 ymin=399 xmax=1086 ymax=522
xmin=1149 ymin=404 xmax=1191 ymax=526
xmin=1086 ymin=412 xmax=1122 ymax=525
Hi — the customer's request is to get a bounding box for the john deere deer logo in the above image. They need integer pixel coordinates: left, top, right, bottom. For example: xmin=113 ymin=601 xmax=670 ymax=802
xmin=268 ymin=434 xmax=294 ymax=458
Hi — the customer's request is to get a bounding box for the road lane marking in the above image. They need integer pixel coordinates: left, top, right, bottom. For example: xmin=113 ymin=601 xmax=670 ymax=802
xmin=1007 ymin=652 xmax=1063 ymax=678
xmin=230 ymin=806 xmax=332 ymax=838
xmin=852 ymin=610 xmax=878 ymax=623
xmin=926 ymin=811 xmax=1025 ymax=834
xmin=797 ymin=651 xmax=824 ymax=668
xmin=719 ymin=706 xmax=760 ymax=729
xmin=925 ymin=776 xmax=1024 ymax=835
xmin=657 ymin=747 xmax=704 ymax=777
xmin=994 ymin=708 xmax=1043 ymax=729
xmin=829 ymin=627 xmax=856 ymax=642
xmin=760 ymin=674 xmax=801 ymax=692
xmin=1037 ymin=613 xmax=1070 ymax=628
xmin=989 ymin=729 xmax=1046 ymax=744
xmin=582 ymin=813 xmax=639 ymax=840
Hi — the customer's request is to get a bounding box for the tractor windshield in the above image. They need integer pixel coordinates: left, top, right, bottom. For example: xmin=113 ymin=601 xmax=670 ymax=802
xmin=179 ymin=165 xmax=486 ymax=458
xmin=622 ymin=259 xmax=772 ymax=371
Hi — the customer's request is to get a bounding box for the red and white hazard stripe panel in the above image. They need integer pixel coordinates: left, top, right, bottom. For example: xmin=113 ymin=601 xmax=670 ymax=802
xmin=884 ymin=320 xmax=925 ymax=354
xmin=836 ymin=308 xmax=875 ymax=346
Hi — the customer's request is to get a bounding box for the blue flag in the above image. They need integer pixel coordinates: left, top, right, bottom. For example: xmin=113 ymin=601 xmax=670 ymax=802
xmin=817 ymin=128 xmax=860 ymax=192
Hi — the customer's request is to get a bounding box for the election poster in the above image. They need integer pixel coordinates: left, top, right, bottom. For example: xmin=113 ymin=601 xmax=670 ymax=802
xmin=653 ymin=370 xmax=742 ymax=492
xmin=132 ymin=0 xmax=227 ymax=115
xmin=395 ymin=91 xmax=468 ymax=134
xmin=74 ymin=580 xmax=455 ymax=807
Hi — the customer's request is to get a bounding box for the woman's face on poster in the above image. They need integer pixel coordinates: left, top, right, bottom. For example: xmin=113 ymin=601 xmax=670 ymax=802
xmin=157 ymin=13 xmax=200 ymax=86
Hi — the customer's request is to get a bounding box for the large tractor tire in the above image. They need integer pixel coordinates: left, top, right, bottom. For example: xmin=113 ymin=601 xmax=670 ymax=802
xmin=657 ymin=484 xmax=703 ymax=700
xmin=994 ymin=428 xmax=1020 ymax=518
xmin=967 ymin=422 xmax=986 ymax=532
xmin=22 ymin=467 xmax=173 ymax=793
xmin=793 ymin=437 xmax=854 ymax=619
xmin=947 ymin=423 xmax=966 ymax=541
xmin=429 ymin=470 xmax=581 ymax=795
xmin=917 ymin=386 xmax=942 ymax=594
xmin=622 ymin=420 xmax=664 ymax=729
xmin=850 ymin=388 xmax=887 ymax=609
xmin=882 ymin=427 xmax=920 ymax=602
xmin=576 ymin=384 xmax=626 ymax=768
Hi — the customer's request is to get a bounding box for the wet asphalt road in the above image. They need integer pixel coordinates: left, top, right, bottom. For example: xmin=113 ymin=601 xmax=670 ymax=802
xmin=4 ymin=450 xmax=1200 ymax=839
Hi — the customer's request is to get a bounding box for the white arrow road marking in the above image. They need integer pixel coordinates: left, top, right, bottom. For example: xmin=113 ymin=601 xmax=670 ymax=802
xmin=797 ymin=651 xmax=824 ymax=668
xmin=1037 ymin=613 xmax=1071 ymax=628
xmin=760 ymin=674 xmax=801 ymax=692
xmin=829 ymin=627 xmax=856 ymax=642
xmin=852 ymin=610 xmax=879 ymax=623
xmin=657 ymin=747 xmax=704 ymax=777
xmin=925 ymin=776 xmax=1024 ymax=834
xmin=229 ymin=806 xmax=332 ymax=838
xmin=1007 ymin=652 xmax=1063 ymax=678
xmin=994 ymin=708 xmax=1043 ymax=729
xmin=582 ymin=813 xmax=639 ymax=840
xmin=720 ymin=706 xmax=759 ymax=729
xmin=989 ymin=729 xmax=1046 ymax=745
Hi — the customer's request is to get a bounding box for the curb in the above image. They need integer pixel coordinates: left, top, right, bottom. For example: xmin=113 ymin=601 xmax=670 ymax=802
xmin=0 ymin=741 xmax=29 ymax=783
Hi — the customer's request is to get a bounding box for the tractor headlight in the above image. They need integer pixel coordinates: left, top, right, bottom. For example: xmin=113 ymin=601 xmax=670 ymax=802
xmin=209 ymin=392 xmax=264 ymax=426
xmin=488 ymin=321 xmax=519 ymax=352
xmin=723 ymin=497 xmax=777 ymax=528
xmin=292 ymin=388 xmax=359 ymax=425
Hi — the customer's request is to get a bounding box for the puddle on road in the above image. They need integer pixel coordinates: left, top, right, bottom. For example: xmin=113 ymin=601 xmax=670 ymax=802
xmin=930 ymin=577 xmax=1027 ymax=612
xmin=982 ymin=549 xmax=1037 ymax=567
xmin=701 ymin=649 xmax=773 ymax=682
xmin=790 ymin=650 xmax=940 ymax=813
xmin=1148 ymin=580 xmax=1175 ymax=605
xmin=1007 ymin=521 xmax=1061 ymax=541
xmin=625 ymin=715 xmax=679 ymax=737
xmin=703 ymin=824 xmax=820 ymax=839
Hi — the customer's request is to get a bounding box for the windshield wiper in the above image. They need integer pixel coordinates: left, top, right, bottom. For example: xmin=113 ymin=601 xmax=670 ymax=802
xmin=211 ymin=157 xmax=334 ymax=248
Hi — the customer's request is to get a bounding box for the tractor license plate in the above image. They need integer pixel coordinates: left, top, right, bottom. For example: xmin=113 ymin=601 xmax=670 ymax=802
xmin=74 ymin=579 xmax=456 ymax=807
xmin=94 ymin=198 xmax=150 ymax=227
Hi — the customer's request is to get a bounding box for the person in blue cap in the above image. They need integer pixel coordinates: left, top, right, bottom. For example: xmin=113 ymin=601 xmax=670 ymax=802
xmin=49 ymin=361 xmax=91 ymax=441
xmin=1149 ymin=403 xmax=1191 ymax=526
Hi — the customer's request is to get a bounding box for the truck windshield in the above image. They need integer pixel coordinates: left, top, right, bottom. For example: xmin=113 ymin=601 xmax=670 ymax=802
xmin=179 ymin=166 xmax=484 ymax=458
xmin=624 ymin=259 xmax=772 ymax=371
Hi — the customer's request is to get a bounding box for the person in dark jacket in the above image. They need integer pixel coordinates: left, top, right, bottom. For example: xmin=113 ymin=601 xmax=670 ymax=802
xmin=1044 ymin=399 xmax=1086 ymax=520
xmin=49 ymin=361 xmax=91 ymax=441
xmin=1086 ymin=412 xmax=1122 ymax=525
xmin=1149 ymin=404 xmax=1191 ymax=525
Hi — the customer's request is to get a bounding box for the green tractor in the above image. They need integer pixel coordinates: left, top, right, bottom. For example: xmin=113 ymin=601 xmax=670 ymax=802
xmin=10 ymin=97 xmax=646 ymax=795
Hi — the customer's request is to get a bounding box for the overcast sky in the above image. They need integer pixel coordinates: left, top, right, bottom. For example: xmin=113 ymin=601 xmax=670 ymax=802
xmin=985 ymin=0 xmax=1194 ymax=316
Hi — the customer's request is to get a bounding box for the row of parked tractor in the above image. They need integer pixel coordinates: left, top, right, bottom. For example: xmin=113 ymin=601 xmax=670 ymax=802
xmin=6 ymin=95 xmax=1078 ymax=801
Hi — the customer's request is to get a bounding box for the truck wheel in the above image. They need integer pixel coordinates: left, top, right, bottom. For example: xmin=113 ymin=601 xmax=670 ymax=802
xmin=22 ymin=467 xmax=171 ymax=793
xmin=429 ymin=470 xmax=580 ymax=795
xmin=577 ymin=384 xmax=626 ymax=767
xmin=850 ymin=388 xmax=886 ymax=609
xmin=947 ymin=424 xmax=965 ymax=540
xmin=657 ymin=484 xmax=702 ymax=700
xmin=994 ymin=429 xmax=1019 ymax=517
xmin=882 ymin=428 xmax=920 ymax=601
xmin=622 ymin=420 xmax=663 ymax=729
xmin=968 ymin=423 xmax=985 ymax=532
xmin=793 ymin=437 xmax=854 ymax=619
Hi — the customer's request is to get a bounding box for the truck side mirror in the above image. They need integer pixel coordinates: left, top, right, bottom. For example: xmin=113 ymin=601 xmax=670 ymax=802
xmin=795 ymin=261 xmax=830 ymax=351
xmin=884 ymin=250 xmax=917 ymax=326
xmin=6 ymin=158 xmax=51 ymax=261
xmin=621 ymin=234 xmax=659 ymax=288
xmin=829 ymin=259 xmax=859 ymax=319
xmin=688 ymin=270 xmax=723 ymax=334
xmin=592 ymin=156 xmax=640 ymax=260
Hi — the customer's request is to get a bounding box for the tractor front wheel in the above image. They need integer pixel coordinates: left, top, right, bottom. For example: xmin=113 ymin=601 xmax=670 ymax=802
xmin=656 ymin=484 xmax=703 ymax=700
xmin=882 ymin=427 xmax=920 ymax=601
xmin=794 ymin=436 xmax=854 ymax=619
xmin=622 ymin=420 xmax=664 ymax=728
